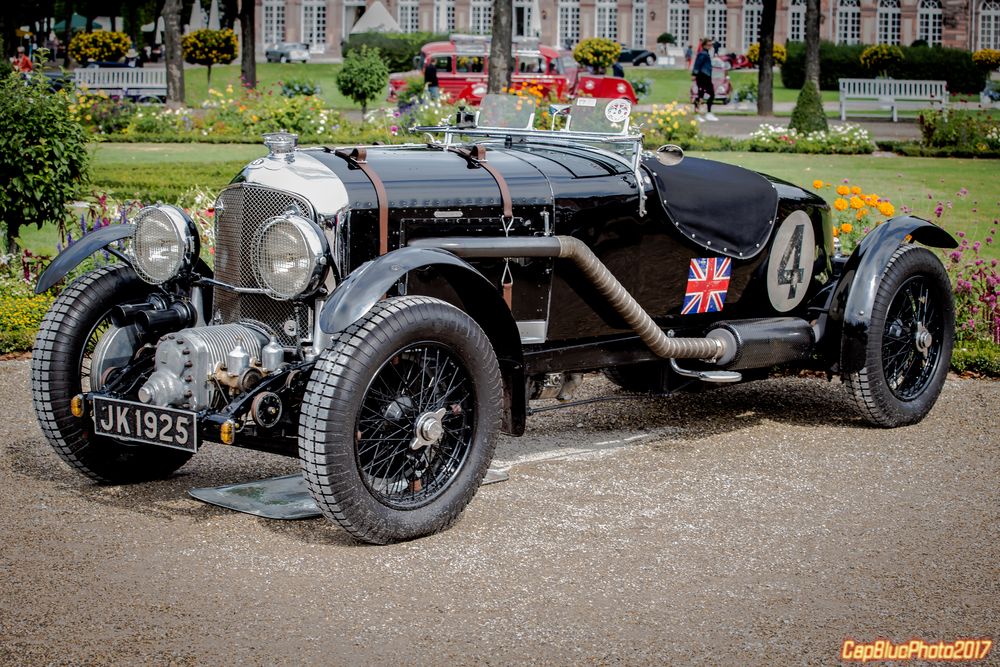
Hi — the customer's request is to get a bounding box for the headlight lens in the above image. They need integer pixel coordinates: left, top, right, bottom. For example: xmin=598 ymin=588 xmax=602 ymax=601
xmin=131 ymin=205 xmax=195 ymax=284
xmin=254 ymin=214 xmax=326 ymax=300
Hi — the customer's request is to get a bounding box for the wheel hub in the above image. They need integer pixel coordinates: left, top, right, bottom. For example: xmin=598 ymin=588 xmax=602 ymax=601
xmin=410 ymin=408 xmax=447 ymax=451
xmin=915 ymin=323 xmax=933 ymax=358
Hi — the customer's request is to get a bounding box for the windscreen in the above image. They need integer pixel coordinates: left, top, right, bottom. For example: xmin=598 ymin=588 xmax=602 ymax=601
xmin=567 ymin=97 xmax=632 ymax=134
xmin=477 ymin=94 xmax=535 ymax=129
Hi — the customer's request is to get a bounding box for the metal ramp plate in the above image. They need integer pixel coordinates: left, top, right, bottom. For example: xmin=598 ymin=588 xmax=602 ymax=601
xmin=189 ymin=470 xmax=510 ymax=520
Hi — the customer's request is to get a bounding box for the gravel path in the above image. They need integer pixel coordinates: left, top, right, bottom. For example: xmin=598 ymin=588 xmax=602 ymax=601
xmin=1 ymin=358 xmax=997 ymax=666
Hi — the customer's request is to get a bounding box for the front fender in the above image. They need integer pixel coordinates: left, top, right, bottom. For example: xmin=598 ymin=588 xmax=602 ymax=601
xmin=35 ymin=224 xmax=134 ymax=294
xmin=831 ymin=215 xmax=956 ymax=374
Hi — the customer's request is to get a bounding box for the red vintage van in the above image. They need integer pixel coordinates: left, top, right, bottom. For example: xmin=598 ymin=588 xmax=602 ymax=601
xmin=388 ymin=35 xmax=637 ymax=106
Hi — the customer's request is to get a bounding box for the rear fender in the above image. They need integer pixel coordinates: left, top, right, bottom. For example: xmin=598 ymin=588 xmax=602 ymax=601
xmin=828 ymin=216 xmax=956 ymax=374
xmin=320 ymin=247 xmax=527 ymax=435
xmin=35 ymin=224 xmax=134 ymax=294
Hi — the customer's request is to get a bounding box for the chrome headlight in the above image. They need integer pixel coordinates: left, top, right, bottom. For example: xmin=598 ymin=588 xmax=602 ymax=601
xmin=130 ymin=205 xmax=198 ymax=284
xmin=253 ymin=214 xmax=327 ymax=300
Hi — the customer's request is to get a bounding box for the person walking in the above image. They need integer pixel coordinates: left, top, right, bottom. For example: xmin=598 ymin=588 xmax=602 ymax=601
xmin=684 ymin=44 xmax=693 ymax=68
xmin=13 ymin=46 xmax=32 ymax=73
xmin=692 ymin=38 xmax=718 ymax=121
xmin=424 ymin=59 xmax=439 ymax=100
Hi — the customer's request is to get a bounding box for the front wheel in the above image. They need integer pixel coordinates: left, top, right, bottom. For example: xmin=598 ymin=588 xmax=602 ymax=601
xmin=298 ymin=296 xmax=502 ymax=544
xmin=645 ymin=55 xmax=656 ymax=66
xmin=843 ymin=244 xmax=954 ymax=427
xmin=31 ymin=265 xmax=195 ymax=482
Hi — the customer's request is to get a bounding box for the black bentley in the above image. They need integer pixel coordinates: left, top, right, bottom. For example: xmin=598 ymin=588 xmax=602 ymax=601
xmin=32 ymin=95 xmax=957 ymax=543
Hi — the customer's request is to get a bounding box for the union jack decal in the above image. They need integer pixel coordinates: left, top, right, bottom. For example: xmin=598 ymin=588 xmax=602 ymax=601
xmin=681 ymin=257 xmax=732 ymax=315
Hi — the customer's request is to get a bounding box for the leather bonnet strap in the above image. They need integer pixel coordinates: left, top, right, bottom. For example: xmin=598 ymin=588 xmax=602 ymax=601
xmin=447 ymin=144 xmax=513 ymax=220
xmin=331 ymin=146 xmax=389 ymax=255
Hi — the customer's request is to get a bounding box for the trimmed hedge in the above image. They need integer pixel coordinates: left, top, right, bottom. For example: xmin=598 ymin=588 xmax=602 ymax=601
xmin=782 ymin=41 xmax=985 ymax=94
xmin=343 ymin=31 xmax=448 ymax=73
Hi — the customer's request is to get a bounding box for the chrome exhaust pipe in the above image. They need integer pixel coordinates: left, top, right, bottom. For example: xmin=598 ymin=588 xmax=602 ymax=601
xmin=408 ymin=236 xmax=726 ymax=362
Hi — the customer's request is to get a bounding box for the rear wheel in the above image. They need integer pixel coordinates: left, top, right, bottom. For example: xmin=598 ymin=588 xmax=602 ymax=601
xmin=299 ymin=296 xmax=502 ymax=544
xmin=31 ymin=265 xmax=194 ymax=483
xmin=843 ymin=245 xmax=954 ymax=427
xmin=645 ymin=54 xmax=656 ymax=66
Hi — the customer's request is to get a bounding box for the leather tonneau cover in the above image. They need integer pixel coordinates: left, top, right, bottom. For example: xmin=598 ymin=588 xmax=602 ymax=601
xmin=643 ymin=156 xmax=779 ymax=259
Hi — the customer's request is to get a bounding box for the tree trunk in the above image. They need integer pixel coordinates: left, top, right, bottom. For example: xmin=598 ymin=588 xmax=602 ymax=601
xmin=163 ymin=0 xmax=185 ymax=107
xmin=487 ymin=0 xmax=513 ymax=94
xmin=62 ymin=0 xmax=73 ymax=67
xmin=805 ymin=0 xmax=821 ymax=88
xmin=757 ymin=0 xmax=777 ymax=115
xmin=239 ymin=0 xmax=256 ymax=88
xmin=5 ymin=225 xmax=17 ymax=256
xmin=207 ymin=63 xmax=212 ymax=86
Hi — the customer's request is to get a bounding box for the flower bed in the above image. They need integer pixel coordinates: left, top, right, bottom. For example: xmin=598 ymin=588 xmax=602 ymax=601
xmin=748 ymin=123 xmax=876 ymax=154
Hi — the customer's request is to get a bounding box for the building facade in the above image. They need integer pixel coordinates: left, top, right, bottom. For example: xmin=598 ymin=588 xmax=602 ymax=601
xmin=255 ymin=0 xmax=1000 ymax=58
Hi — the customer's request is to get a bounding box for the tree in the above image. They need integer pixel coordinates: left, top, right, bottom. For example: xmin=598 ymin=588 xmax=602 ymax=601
xmin=238 ymin=0 xmax=255 ymax=88
xmin=756 ymin=0 xmax=777 ymax=115
xmin=487 ymin=0 xmax=513 ymax=93
xmin=789 ymin=79 xmax=827 ymax=132
xmin=335 ymin=45 xmax=389 ymax=120
xmin=572 ymin=37 xmax=621 ymax=74
xmin=0 ymin=70 xmax=89 ymax=254
xmin=68 ymin=30 xmax=130 ymax=63
xmin=163 ymin=0 xmax=185 ymax=107
xmin=182 ymin=28 xmax=238 ymax=86
xmin=804 ymin=0 xmax=821 ymax=88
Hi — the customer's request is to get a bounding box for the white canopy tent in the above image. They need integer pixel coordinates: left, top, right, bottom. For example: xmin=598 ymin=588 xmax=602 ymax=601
xmin=349 ymin=1 xmax=402 ymax=34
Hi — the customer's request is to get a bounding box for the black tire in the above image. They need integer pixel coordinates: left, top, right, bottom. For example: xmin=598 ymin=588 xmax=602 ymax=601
xmin=31 ymin=265 xmax=194 ymax=483
xmin=299 ymin=296 xmax=502 ymax=544
xmin=843 ymin=245 xmax=954 ymax=427
xmin=645 ymin=54 xmax=656 ymax=66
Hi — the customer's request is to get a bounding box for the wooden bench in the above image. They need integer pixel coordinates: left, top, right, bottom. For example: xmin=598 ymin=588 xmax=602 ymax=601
xmin=838 ymin=78 xmax=948 ymax=122
xmin=74 ymin=67 xmax=168 ymax=103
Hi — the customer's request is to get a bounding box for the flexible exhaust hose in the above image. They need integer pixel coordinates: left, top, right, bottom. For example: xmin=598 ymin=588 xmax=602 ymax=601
xmin=408 ymin=236 xmax=726 ymax=361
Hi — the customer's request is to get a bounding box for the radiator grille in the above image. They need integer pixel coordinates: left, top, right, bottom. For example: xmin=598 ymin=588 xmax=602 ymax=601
xmin=213 ymin=185 xmax=312 ymax=345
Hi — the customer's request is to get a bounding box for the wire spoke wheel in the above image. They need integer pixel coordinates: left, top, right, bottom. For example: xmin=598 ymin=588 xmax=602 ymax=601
xmin=881 ymin=276 xmax=943 ymax=400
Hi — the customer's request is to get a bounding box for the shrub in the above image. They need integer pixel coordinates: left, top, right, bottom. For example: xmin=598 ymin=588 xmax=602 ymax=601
xmin=951 ymin=339 xmax=1000 ymax=376
xmin=657 ymin=33 xmax=675 ymax=45
xmin=733 ymin=79 xmax=758 ymax=103
xmin=343 ymin=32 xmax=447 ymax=73
xmin=182 ymin=28 xmax=238 ymax=85
xmin=634 ymin=102 xmax=701 ymax=146
xmin=629 ymin=77 xmax=653 ymax=99
xmin=859 ymin=44 xmax=904 ymax=76
xmin=789 ymin=80 xmax=828 ymax=133
xmin=747 ymin=123 xmax=875 ymax=155
xmin=782 ymin=41 xmax=985 ymax=94
xmin=573 ymin=38 xmax=621 ymax=72
xmin=70 ymin=89 xmax=136 ymax=134
xmin=945 ymin=224 xmax=1000 ymax=344
xmin=336 ymin=45 xmax=390 ymax=118
xmin=281 ymin=78 xmax=321 ymax=97
xmin=746 ymin=43 xmax=786 ymax=66
xmin=0 ymin=72 xmax=89 ymax=253
xmin=918 ymin=109 xmax=1000 ymax=151
xmin=68 ymin=30 xmax=130 ymax=64
xmin=0 ymin=36 xmax=11 ymax=78
xmin=972 ymin=49 xmax=1000 ymax=72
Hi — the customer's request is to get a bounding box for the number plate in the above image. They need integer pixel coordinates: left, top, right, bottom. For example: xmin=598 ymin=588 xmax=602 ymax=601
xmin=92 ymin=397 xmax=198 ymax=453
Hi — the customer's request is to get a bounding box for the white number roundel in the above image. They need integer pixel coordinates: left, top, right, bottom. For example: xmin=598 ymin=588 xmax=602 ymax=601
xmin=766 ymin=210 xmax=815 ymax=312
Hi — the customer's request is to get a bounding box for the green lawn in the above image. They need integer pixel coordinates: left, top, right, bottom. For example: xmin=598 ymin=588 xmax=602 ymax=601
xmin=16 ymin=144 xmax=998 ymax=260
xmin=184 ymin=62 xmax=353 ymax=108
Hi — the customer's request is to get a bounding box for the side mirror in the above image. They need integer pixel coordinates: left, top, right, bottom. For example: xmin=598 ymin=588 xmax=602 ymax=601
xmin=655 ymin=144 xmax=684 ymax=166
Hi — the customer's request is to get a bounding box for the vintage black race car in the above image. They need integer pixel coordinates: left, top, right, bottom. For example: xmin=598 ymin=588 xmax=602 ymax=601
xmin=32 ymin=95 xmax=957 ymax=544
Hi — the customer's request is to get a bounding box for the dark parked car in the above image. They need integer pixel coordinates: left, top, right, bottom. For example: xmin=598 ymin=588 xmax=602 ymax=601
xmin=264 ymin=42 xmax=310 ymax=63
xmin=618 ymin=46 xmax=658 ymax=66
xmin=32 ymin=95 xmax=957 ymax=545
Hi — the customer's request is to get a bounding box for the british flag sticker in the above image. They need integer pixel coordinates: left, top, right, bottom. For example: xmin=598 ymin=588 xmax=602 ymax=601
xmin=681 ymin=257 xmax=732 ymax=314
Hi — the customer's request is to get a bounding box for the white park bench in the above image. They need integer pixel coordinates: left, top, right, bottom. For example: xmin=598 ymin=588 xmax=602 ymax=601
xmin=839 ymin=78 xmax=948 ymax=122
xmin=74 ymin=67 xmax=168 ymax=102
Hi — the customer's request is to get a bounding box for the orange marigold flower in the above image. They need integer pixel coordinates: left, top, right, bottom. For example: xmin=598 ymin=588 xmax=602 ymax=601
xmin=878 ymin=201 xmax=895 ymax=216
xmin=833 ymin=197 xmax=849 ymax=211
xmin=832 ymin=226 xmax=840 ymax=237
xmin=850 ymin=185 xmax=862 ymax=195
xmin=841 ymin=222 xmax=854 ymax=233
xmin=850 ymin=196 xmax=865 ymax=210
xmin=812 ymin=179 xmax=824 ymax=189
xmin=855 ymin=209 xmax=868 ymax=220
xmin=836 ymin=185 xmax=850 ymax=196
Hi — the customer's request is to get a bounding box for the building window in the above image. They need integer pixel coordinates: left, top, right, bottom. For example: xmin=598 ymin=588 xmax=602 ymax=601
xmin=514 ymin=0 xmax=536 ymax=37
xmin=917 ymin=0 xmax=942 ymax=44
xmin=877 ymin=0 xmax=901 ymax=44
xmin=399 ymin=0 xmax=420 ymax=33
xmin=558 ymin=0 xmax=581 ymax=47
xmin=343 ymin=0 xmax=365 ymax=38
xmin=981 ymin=0 xmax=1000 ymax=49
xmin=434 ymin=0 xmax=456 ymax=33
xmin=705 ymin=0 xmax=728 ymax=45
xmin=633 ymin=0 xmax=647 ymax=47
xmin=302 ymin=0 xmax=327 ymax=52
xmin=668 ymin=0 xmax=691 ymax=48
xmin=262 ymin=0 xmax=285 ymax=46
xmin=743 ymin=0 xmax=762 ymax=50
xmin=788 ymin=0 xmax=805 ymax=41
xmin=470 ymin=0 xmax=493 ymax=35
xmin=596 ymin=0 xmax=618 ymax=40
xmin=837 ymin=0 xmax=861 ymax=44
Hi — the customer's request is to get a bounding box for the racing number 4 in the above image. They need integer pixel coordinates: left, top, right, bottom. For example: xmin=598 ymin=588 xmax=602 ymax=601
xmin=776 ymin=223 xmax=805 ymax=299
